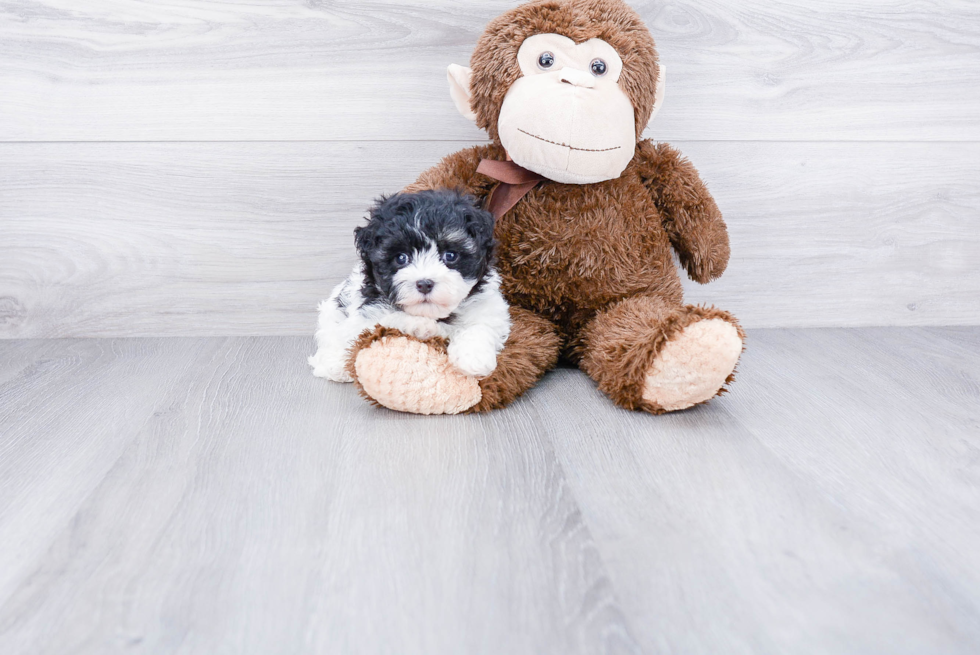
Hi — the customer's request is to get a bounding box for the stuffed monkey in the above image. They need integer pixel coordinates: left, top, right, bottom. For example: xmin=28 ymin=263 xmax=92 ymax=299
xmin=347 ymin=0 xmax=744 ymax=415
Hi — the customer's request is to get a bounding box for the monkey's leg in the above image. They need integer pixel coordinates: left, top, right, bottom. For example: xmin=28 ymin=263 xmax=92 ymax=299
xmin=579 ymin=296 xmax=744 ymax=413
xmin=348 ymin=307 xmax=560 ymax=415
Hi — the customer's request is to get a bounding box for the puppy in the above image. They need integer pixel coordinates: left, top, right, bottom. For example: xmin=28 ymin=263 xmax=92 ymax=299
xmin=309 ymin=190 xmax=511 ymax=382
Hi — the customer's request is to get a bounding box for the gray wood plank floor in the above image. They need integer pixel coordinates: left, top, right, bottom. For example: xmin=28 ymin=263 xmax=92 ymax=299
xmin=1 ymin=327 xmax=978 ymax=654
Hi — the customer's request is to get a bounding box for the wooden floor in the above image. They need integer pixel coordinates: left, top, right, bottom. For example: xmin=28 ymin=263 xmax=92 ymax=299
xmin=1 ymin=327 xmax=979 ymax=654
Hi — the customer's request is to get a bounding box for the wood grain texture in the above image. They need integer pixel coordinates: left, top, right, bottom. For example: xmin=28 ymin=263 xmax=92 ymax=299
xmin=532 ymin=327 xmax=980 ymax=654
xmin=0 ymin=0 xmax=978 ymax=142
xmin=0 ymin=328 xmax=978 ymax=653
xmin=1 ymin=140 xmax=977 ymax=338
xmin=0 ymin=337 xmax=640 ymax=655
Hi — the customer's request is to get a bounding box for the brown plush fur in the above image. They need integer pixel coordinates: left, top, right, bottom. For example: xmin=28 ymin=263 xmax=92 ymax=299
xmin=407 ymin=141 xmax=729 ymax=344
xmin=468 ymin=307 xmax=561 ymax=413
xmin=401 ymin=134 xmax=739 ymax=412
xmin=579 ymin=301 xmax=745 ymax=412
xmin=353 ymin=0 xmax=740 ymax=413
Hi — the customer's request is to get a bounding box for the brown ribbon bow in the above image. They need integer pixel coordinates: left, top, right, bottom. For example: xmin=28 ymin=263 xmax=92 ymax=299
xmin=477 ymin=159 xmax=545 ymax=220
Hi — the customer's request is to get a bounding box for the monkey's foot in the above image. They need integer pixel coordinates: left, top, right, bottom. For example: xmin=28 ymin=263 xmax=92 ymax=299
xmin=641 ymin=316 xmax=743 ymax=413
xmin=349 ymin=327 xmax=481 ymax=415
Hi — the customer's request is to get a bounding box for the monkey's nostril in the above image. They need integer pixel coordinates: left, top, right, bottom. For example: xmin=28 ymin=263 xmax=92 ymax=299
xmin=416 ymin=279 xmax=435 ymax=295
xmin=559 ymin=71 xmax=594 ymax=88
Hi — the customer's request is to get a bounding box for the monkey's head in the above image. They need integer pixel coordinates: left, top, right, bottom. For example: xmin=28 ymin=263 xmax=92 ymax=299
xmin=448 ymin=0 xmax=665 ymax=185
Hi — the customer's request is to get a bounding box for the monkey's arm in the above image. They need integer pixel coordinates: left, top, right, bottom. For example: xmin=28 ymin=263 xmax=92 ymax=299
xmin=403 ymin=144 xmax=499 ymax=200
xmin=634 ymin=140 xmax=730 ymax=283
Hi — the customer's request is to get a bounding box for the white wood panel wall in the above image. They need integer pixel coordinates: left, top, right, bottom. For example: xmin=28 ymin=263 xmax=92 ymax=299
xmin=0 ymin=1 xmax=978 ymax=337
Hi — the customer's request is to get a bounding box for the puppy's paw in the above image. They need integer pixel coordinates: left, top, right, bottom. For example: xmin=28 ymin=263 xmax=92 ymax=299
xmin=447 ymin=341 xmax=497 ymax=378
xmin=308 ymin=352 xmax=353 ymax=383
xmin=380 ymin=314 xmax=444 ymax=340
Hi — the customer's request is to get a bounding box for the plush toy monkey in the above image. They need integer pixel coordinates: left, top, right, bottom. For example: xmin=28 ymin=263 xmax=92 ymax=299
xmin=348 ymin=0 xmax=744 ymax=415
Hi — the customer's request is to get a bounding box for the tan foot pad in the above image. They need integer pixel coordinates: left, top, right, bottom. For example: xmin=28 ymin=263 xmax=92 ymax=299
xmin=642 ymin=318 xmax=743 ymax=412
xmin=354 ymin=335 xmax=482 ymax=415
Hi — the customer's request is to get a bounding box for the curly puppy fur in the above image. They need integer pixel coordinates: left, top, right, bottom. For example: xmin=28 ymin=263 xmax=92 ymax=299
xmin=351 ymin=0 xmax=740 ymax=412
xmin=310 ymin=190 xmax=510 ymax=383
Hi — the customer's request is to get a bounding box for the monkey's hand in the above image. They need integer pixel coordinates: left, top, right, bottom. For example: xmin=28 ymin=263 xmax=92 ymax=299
xmin=635 ymin=140 xmax=730 ymax=284
xmin=348 ymin=327 xmax=482 ymax=415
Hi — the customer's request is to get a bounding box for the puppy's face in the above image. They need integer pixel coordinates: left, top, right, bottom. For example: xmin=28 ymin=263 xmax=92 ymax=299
xmin=355 ymin=191 xmax=496 ymax=320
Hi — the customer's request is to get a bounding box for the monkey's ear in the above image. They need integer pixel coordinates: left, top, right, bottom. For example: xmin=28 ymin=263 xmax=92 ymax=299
xmin=447 ymin=64 xmax=478 ymax=122
xmin=646 ymin=64 xmax=667 ymax=126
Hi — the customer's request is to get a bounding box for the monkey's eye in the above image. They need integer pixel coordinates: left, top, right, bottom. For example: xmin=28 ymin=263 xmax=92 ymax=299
xmin=442 ymin=251 xmax=459 ymax=264
xmin=537 ymin=52 xmax=555 ymax=69
xmin=395 ymin=253 xmax=410 ymax=266
xmin=590 ymin=58 xmax=608 ymax=76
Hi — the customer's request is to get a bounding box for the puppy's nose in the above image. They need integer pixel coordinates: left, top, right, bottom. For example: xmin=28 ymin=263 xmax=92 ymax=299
xmin=415 ymin=279 xmax=435 ymax=295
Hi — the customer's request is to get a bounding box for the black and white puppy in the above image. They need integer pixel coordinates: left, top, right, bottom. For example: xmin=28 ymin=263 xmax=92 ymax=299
xmin=309 ymin=190 xmax=511 ymax=382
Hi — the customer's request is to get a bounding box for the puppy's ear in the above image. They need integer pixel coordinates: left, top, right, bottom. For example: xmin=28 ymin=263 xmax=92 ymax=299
xmin=463 ymin=206 xmax=495 ymax=246
xmin=354 ymin=196 xmax=390 ymax=256
xmin=353 ymin=223 xmax=375 ymax=257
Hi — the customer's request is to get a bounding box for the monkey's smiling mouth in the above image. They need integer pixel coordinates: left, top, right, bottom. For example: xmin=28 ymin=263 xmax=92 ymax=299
xmin=517 ymin=128 xmax=621 ymax=153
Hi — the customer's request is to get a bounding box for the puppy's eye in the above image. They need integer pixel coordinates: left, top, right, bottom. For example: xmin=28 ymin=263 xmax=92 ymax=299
xmin=395 ymin=253 xmax=410 ymax=266
xmin=442 ymin=251 xmax=459 ymax=264
xmin=538 ymin=52 xmax=555 ymax=70
xmin=590 ymin=58 xmax=607 ymax=76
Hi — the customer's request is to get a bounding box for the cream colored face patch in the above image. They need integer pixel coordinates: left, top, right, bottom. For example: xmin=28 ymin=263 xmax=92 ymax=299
xmin=516 ymin=34 xmax=625 ymax=83
xmin=497 ymin=33 xmax=637 ymax=184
